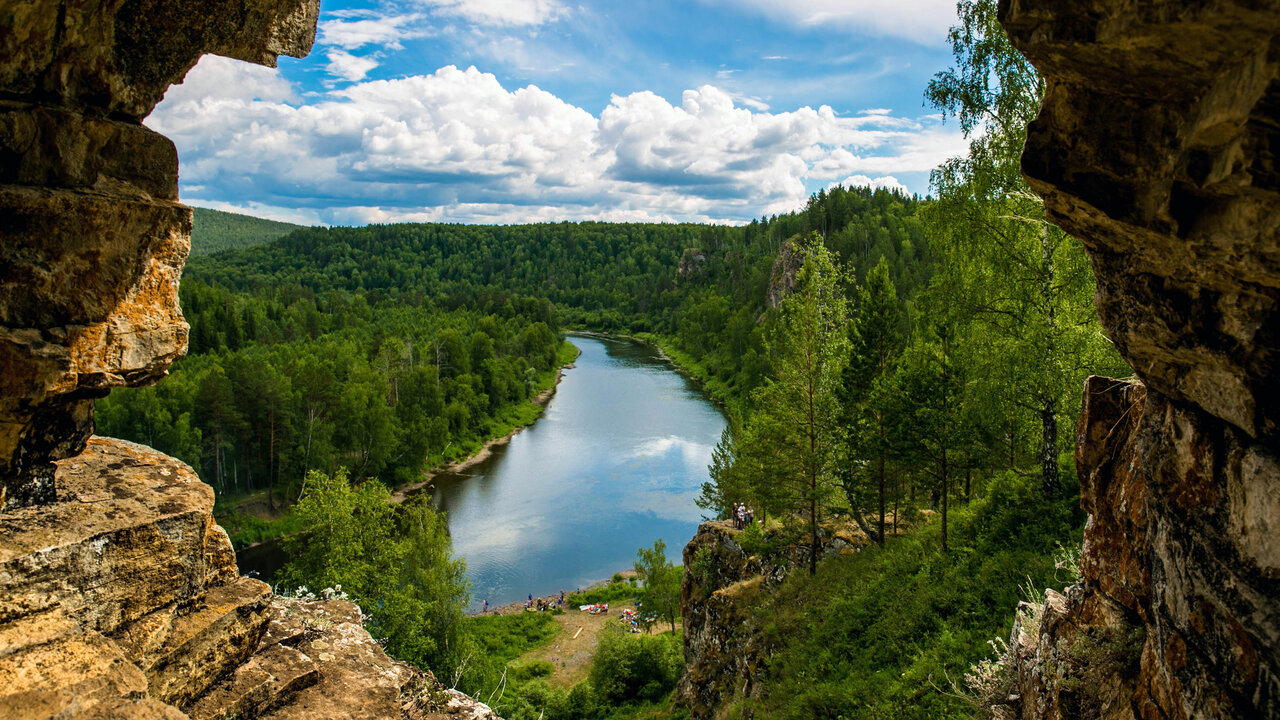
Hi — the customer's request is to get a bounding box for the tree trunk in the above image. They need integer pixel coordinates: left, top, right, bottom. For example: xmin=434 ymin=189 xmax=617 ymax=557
xmin=1040 ymin=398 xmax=1059 ymax=496
xmin=877 ymin=456 xmax=886 ymax=546
xmin=940 ymin=449 xmax=949 ymax=553
xmin=809 ymin=488 xmax=818 ymax=576
xmin=877 ymin=416 xmax=886 ymax=545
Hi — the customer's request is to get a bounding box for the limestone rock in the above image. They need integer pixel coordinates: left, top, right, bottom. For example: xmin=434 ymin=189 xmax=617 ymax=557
xmin=1002 ymin=0 xmax=1280 ymax=441
xmin=766 ymin=236 xmax=804 ymax=309
xmin=258 ymin=597 xmax=417 ymax=720
xmin=0 ymin=0 xmax=321 ymax=507
xmin=0 ymin=438 xmax=236 ymax=634
xmin=183 ymin=643 xmax=319 ymax=720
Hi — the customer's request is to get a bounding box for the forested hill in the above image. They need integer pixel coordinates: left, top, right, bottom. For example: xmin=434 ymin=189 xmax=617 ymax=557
xmin=98 ymin=184 xmax=928 ymax=544
xmin=183 ymin=187 xmax=930 ymax=401
xmin=190 ymin=207 xmax=305 ymax=256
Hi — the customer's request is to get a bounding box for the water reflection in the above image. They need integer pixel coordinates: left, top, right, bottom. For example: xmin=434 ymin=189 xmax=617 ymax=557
xmin=431 ymin=335 xmax=726 ymax=609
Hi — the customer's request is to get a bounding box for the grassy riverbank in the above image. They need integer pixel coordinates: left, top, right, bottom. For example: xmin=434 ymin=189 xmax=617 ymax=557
xmin=216 ymin=339 xmax=581 ymax=548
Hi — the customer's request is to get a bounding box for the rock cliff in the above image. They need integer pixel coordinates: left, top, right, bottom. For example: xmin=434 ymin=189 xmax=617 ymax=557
xmin=0 ymin=438 xmax=502 ymax=719
xmin=994 ymin=2 xmax=1280 ymax=718
xmin=0 ymin=2 xmax=504 ymax=718
xmin=0 ymin=0 xmax=317 ymax=508
xmin=676 ymin=519 xmax=870 ymax=720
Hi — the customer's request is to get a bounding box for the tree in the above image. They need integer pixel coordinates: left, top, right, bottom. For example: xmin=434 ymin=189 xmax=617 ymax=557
xmin=895 ymin=318 xmax=972 ymax=553
xmin=842 ymin=256 xmax=903 ymax=545
xmin=279 ymin=469 xmax=472 ymax=676
xmin=634 ymin=538 xmax=681 ymax=633
xmin=739 ymin=233 xmax=850 ymax=575
xmin=926 ymin=0 xmax=1127 ymax=496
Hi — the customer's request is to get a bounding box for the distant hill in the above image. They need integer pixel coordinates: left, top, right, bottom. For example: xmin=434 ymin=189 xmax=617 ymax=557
xmin=189 ymin=207 xmax=305 ymax=257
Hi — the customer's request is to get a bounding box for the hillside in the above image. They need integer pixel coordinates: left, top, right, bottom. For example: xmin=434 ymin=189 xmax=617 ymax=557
xmin=190 ymin=206 xmax=305 ymax=256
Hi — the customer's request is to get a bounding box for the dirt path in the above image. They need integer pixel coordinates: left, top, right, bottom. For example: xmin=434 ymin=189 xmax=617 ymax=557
xmin=517 ymin=600 xmax=681 ymax=689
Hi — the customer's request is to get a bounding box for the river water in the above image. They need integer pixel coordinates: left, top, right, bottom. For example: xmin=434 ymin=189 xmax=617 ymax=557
xmin=432 ymin=335 xmax=726 ymax=610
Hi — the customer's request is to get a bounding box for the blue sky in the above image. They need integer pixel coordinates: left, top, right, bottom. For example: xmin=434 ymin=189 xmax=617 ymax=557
xmin=148 ymin=0 xmax=968 ymax=225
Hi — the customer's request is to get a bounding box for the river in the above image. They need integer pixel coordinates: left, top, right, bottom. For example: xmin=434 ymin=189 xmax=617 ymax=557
xmin=432 ymin=335 xmax=726 ymax=609
xmin=237 ymin=335 xmax=727 ymax=610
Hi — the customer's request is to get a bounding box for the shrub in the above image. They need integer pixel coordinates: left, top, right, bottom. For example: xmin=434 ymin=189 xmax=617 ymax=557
xmin=509 ymin=659 xmax=555 ymax=683
xmin=588 ymin=626 xmax=683 ymax=705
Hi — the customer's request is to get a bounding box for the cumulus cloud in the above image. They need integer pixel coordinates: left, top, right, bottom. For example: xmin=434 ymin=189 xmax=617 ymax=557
xmin=148 ymin=56 xmax=966 ymax=225
xmin=326 ymin=50 xmax=380 ymax=82
xmin=704 ymin=0 xmax=957 ymax=44
xmin=834 ymin=174 xmax=909 ymax=195
xmin=420 ymin=0 xmax=568 ymax=26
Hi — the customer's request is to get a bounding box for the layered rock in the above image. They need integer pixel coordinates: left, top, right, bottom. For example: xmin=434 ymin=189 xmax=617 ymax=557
xmin=996 ymin=2 xmax=1280 ymax=718
xmin=0 ymin=0 xmax=318 ymax=508
xmin=0 ymin=437 xmax=478 ymax=720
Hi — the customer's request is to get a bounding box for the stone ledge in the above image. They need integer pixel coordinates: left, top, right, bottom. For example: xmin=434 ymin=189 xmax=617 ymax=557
xmin=0 ymin=437 xmax=235 ymax=634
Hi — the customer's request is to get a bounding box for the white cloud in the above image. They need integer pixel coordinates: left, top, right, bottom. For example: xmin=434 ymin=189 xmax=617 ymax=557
xmin=420 ymin=0 xmax=568 ymax=26
xmin=326 ymin=50 xmax=380 ymax=82
xmin=834 ymin=174 xmax=909 ymax=195
xmin=704 ymin=0 xmax=957 ymax=44
xmin=319 ymin=13 xmax=424 ymax=50
xmin=148 ymin=56 xmax=966 ymax=225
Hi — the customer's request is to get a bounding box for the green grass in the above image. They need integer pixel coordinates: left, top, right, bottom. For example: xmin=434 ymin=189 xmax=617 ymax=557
xmin=734 ymin=471 xmax=1085 ymax=720
xmin=214 ymin=505 xmax=307 ymax=548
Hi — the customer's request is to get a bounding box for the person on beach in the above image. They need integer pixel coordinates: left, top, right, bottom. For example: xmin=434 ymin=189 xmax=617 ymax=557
xmin=483 ymin=598 xmax=489 ymax=613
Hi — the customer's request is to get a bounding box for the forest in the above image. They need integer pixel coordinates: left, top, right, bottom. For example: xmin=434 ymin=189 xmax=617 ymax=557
xmin=94 ymin=1 xmax=1132 ymax=717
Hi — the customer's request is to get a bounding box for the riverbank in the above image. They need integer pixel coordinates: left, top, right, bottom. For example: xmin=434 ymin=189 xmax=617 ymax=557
xmin=569 ymin=329 xmax=732 ymax=408
xmin=475 ymin=569 xmax=640 ymax=617
xmin=223 ymin=339 xmax=581 ymax=549
xmin=390 ymin=344 xmax=579 ymax=503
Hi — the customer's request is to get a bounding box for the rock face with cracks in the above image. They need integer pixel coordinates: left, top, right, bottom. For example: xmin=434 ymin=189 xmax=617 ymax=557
xmin=0 ymin=2 xmax=504 ymax=718
xmin=995 ymin=1 xmax=1280 ymax=718
xmin=0 ymin=0 xmax=318 ymax=508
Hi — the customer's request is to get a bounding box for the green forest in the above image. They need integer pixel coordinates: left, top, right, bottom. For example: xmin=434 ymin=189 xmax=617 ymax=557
xmin=189 ymin=207 xmax=305 ymax=256
xmin=94 ymin=2 xmax=1132 ymax=718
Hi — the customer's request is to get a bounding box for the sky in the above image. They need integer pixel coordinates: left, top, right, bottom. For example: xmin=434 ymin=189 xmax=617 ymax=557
xmin=146 ymin=0 xmax=970 ymax=226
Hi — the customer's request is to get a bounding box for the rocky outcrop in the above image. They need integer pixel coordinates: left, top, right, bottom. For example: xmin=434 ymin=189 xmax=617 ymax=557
xmin=0 ymin=0 xmax=318 ymax=508
xmin=0 ymin=437 xmax=493 ymax=720
xmin=0 ymin=4 xmax=507 ymax=718
xmin=995 ymin=2 xmax=1280 ymax=719
xmin=677 ymin=248 xmax=709 ymax=283
xmin=765 ymin=237 xmax=805 ymax=309
xmin=676 ymin=519 xmax=870 ymax=720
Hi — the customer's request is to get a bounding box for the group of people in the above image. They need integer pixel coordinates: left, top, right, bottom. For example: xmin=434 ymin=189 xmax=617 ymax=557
xmin=732 ymin=502 xmax=756 ymax=530
xmin=523 ymin=590 xmax=568 ymax=612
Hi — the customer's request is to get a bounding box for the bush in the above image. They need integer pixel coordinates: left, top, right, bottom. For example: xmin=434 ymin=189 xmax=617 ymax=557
xmin=588 ymin=627 xmax=683 ymax=705
xmin=568 ymin=580 xmax=636 ymax=606
xmin=509 ymin=659 xmax=555 ymax=683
